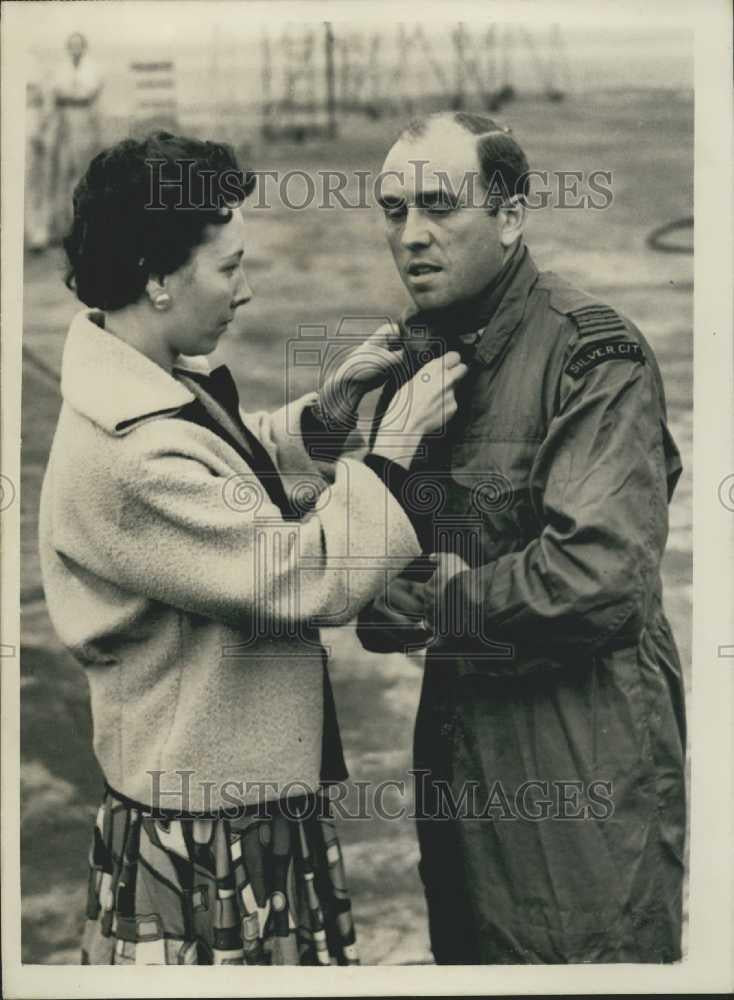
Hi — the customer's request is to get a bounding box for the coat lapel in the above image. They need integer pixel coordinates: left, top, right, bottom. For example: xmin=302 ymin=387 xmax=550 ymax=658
xmin=174 ymin=367 xmax=299 ymax=519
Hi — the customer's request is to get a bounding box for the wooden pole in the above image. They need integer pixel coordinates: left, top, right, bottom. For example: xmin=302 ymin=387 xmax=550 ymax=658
xmin=324 ymin=22 xmax=337 ymax=139
xmin=453 ymin=22 xmax=465 ymax=109
xmin=261 ymin=29 xmax=272 ymax=140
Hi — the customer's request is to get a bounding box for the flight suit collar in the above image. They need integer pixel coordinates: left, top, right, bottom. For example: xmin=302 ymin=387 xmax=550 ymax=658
xmin=401 ymin=243 xmax=538 ymax=370
xmin=473 ymin=244 xmax=538 ymax=368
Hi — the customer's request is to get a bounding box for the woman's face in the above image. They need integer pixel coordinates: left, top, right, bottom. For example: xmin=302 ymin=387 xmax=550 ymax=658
xmin=164 ymin=208 xmax=252 ymax=358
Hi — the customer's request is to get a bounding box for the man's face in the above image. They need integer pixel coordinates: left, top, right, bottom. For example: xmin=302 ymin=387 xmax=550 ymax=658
xmin=379 ymin=122 xmax=506 ymax=311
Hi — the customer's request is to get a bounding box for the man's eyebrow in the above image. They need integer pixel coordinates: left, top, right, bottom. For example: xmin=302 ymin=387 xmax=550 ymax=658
xmin=220 ymin=249 xmax=244 ymax=262
xmin=376 ymin=193 xmax=405 ymax=209
xmin=376 ymin=190 xmax=458 ymax=210
xmin=415 ymin=188 xmax=458 ymax=208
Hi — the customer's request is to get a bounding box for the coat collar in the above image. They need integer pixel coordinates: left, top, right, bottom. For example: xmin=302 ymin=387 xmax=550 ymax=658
xmin=60 ymin=309 xmax=212 ymax=435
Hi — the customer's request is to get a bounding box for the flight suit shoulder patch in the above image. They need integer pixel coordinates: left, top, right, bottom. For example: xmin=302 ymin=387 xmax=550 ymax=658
xmin=567 ymin=303 xmax=628 ymax=337
xmin=564 ymin=336 xmax=646 ymax=380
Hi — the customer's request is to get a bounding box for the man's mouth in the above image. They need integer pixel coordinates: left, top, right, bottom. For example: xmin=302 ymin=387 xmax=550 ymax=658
xmin=407 ymin=262 xmax=442 ymax=277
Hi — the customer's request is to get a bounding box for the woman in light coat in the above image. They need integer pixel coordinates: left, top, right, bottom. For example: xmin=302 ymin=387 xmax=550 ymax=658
xmin=39 ymin=131 xmax=466 ymax=965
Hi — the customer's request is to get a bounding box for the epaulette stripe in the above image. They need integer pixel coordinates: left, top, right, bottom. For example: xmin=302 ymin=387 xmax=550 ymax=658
xmin=575 ymin=317 xmax=624 ymax=328
xmin=570 ymin=305 xmax=617 ymax=315
xmin=574 ymin=311 xmax=625 ymax=319
xmin=568 ymin=303 xmax=627 ymax=338
xmin=575 ymin=321 xmax=627 ymax=336
xmin=570 ymin=308 xmax=620 ymax=319
xmin=572 ymin=310 xmax=622 ymax=323
xmin=574 ymin=314 xmax=625 ymax=326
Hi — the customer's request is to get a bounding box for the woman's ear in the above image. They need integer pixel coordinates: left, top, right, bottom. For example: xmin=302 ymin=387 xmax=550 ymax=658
xmin=145 ymin=276 xmax=172 ymax=312
xmin=498 ymin=196 xmax=527 ymax=250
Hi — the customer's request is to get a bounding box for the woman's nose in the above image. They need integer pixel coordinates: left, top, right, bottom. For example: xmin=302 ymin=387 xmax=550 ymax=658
xmin=233 ymin=270 xmax=253 ymax=307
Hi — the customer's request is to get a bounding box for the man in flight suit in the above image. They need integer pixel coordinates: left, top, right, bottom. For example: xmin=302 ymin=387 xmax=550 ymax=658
xmin=357 ymin=112 xmax=687 ymax=964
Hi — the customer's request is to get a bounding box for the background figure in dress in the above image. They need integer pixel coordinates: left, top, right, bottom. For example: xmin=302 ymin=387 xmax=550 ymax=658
xmin=46 ymin=32 xmax=104 ymax=244
xmin=25 ymin=76 xmax=52 ymax=252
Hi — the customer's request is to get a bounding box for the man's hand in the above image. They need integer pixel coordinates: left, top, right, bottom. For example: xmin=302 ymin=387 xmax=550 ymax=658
xmin=318 ymin=323 xmax=405 ymax=428
xmin=356 ymin=563 xmax=434 ymax=654
xmin=356 ymin=552 xmax=475 ymax=654
xmin=419 ymin=551 xmax=474 ymax=635
xmin=382 ymin=574 xmax=428 ymax=620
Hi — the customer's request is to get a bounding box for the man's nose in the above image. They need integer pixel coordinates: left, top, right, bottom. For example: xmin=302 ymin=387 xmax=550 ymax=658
xmin=401 ymin=207 xmax=431 ymax=250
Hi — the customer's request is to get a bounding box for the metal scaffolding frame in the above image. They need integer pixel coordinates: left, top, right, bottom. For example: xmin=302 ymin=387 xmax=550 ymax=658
xmin=259 ymin=22 xmax=569 ymax=142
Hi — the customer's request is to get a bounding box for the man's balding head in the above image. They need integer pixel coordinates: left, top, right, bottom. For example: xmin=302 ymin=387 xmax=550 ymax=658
xmin=378 ymin=111 xmax=529 ymax=311
xmin=393 ymin=111 xmax=530 ymax=210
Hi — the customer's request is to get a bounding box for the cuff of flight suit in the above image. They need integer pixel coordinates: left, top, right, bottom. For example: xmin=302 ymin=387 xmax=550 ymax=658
xmin=300 ymin=398 xmax=365 ymax=459
xmin=440 ymin=564 xmax=639 ymax=675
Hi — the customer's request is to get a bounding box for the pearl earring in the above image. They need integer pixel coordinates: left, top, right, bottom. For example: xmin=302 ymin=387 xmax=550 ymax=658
xmin=152 ymin=292 xmax=171 ymax=312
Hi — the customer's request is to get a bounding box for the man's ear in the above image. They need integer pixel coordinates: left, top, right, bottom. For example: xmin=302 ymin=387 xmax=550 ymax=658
xmin=498 ymin=196 xmax=527 ymax=249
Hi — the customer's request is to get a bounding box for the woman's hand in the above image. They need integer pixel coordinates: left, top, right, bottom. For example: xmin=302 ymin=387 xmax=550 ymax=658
xmin=372 ymin=351 xmax=468 ymax=469
xmin=317 ymin=323 xmax=405 ymax=429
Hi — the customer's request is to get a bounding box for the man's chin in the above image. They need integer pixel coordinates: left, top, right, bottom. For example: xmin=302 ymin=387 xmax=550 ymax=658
xmin=409 ymin=289 xmax=452 ymax=311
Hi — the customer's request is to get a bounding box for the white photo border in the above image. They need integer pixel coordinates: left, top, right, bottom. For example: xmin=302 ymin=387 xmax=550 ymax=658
xmin=2 ymin=0 xmax=731 ymax=995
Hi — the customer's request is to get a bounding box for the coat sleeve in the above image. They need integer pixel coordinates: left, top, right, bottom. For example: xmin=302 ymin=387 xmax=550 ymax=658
xmin=242 ymin=393 xmax=336 ymax=501
xmin=443 ymin=325 xmax=674 ymax=657
xmin=246 ymin=392 xmax=364 ymax=470
xmin=60 ymin=419 xmax=420 ymax=631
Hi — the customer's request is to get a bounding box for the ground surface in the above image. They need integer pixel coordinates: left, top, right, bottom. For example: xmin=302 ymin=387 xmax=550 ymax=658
xmin=19 ymin=90 xmax=692 ymax=964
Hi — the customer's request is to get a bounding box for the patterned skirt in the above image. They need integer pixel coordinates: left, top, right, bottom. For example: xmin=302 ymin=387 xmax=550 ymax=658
xmin=81 ymin=786 xmax=359 ymax=965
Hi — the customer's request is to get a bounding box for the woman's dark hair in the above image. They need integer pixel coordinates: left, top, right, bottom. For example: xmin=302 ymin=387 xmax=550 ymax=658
xmin=63 ymin=132 xmax=255 ymax=310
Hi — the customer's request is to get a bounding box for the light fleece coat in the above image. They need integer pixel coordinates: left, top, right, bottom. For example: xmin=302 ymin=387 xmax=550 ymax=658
xmin=39 ymin=310 xmax=420 ymax=812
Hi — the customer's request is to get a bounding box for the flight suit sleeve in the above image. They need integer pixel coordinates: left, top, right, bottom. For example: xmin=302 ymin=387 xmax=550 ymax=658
xmin=443 ymin=322 xmax=673 ymax=657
